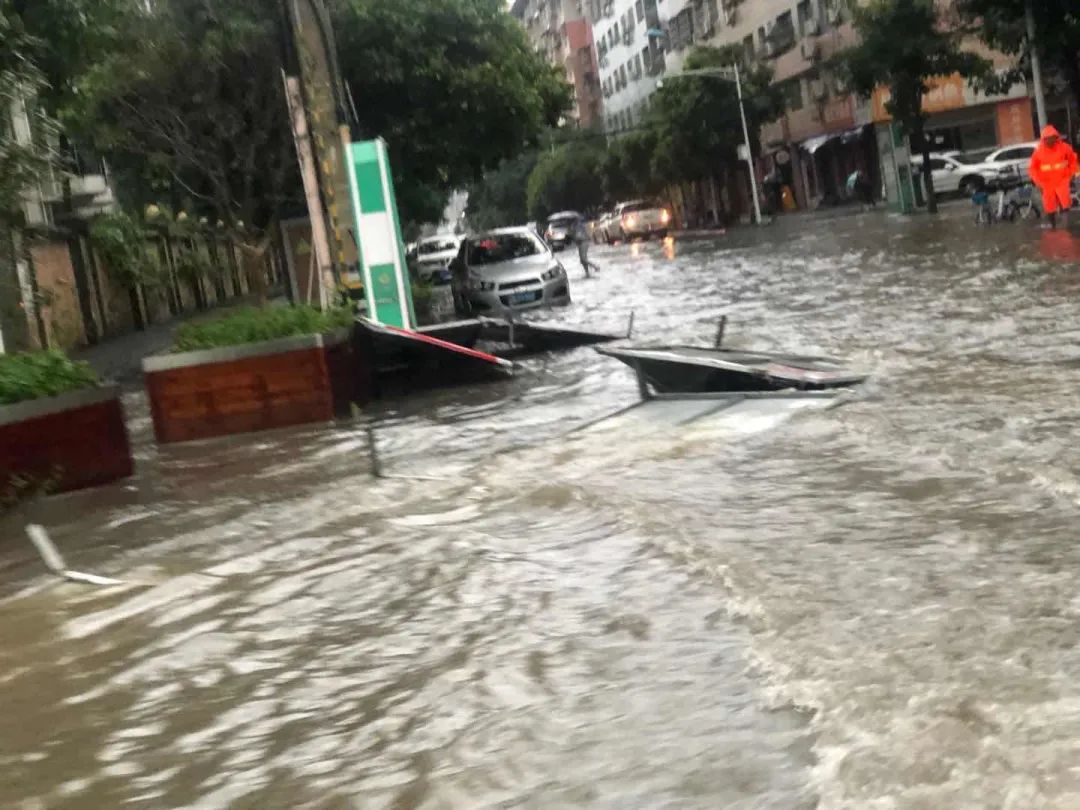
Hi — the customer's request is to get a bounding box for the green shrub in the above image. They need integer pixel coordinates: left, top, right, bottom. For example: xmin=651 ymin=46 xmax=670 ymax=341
xmin=171 ymin=305 xmax=354 ymax=353
xmin=89 ymin=212 xmax=161 ymax=289
xmin=0 ymin=351 xmax=100 ymax=406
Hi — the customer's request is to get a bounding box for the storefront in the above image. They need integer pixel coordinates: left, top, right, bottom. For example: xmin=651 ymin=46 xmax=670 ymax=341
xmin=797 ymin=124 xmax=880 ymax=206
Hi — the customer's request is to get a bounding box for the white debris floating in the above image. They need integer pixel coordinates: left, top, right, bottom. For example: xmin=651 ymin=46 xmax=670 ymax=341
xmin=25 ymin=524 xmax=124 ymax=587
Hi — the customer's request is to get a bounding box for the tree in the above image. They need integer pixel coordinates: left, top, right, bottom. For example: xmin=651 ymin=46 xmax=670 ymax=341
xmin=331 ymin=0 xmax=572 ymax=225
xmin=66 ymin=0 xmax=299 ymax=253
xmin=526 ymin=136 xmax=607 ymax=221
xmin=466 ymin=150 xmax=541 ymax=230
xmin=836 ymin=0 xmax=991 ymax=213
xmin=956 ymin=0 xmax=1080 ymax=119
xmin=645 ymin=45 xmax=782 ymax=220
xmin=602 ymin=129 xmax=663 ymax=203
xmin=9 ymin=0 xmax=130 ymax=114
xmin=0 ymin=1 xmax=53 ymax=226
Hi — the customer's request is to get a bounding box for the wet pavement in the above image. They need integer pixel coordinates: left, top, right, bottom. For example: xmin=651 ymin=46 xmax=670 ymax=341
xmin=4 ymin=208 xmax=1080 ymax=808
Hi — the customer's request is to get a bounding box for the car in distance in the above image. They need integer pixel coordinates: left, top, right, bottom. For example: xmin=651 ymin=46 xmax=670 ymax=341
xmin=449 ymin=227 xmax=570 ymax=316
xmin=605 ymin=199 xmax=671 ymax=243
xmin=544 ymin=211 xmax=580 ymax=251
xmin=591 ymin=211 xmax=613 ymax=244
xmin=411 ymin=234 xmax=462 ymax=283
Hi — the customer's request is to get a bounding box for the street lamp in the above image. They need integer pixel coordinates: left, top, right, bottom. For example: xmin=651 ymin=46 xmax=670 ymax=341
xmin=656 ymin=63 xmax=764 ymax=226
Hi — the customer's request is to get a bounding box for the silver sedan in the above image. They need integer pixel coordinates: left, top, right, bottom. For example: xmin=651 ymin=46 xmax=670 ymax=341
xmin=450 ymin=227 xmax=571 ymax=316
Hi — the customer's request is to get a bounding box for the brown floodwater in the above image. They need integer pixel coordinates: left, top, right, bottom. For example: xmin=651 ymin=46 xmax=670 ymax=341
xmin=3 ymin=208 xmax=1080 ymax=809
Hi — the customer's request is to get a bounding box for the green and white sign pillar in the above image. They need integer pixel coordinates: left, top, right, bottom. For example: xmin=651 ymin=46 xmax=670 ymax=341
xmin=345 ymin=138 xmax=416 ymax=329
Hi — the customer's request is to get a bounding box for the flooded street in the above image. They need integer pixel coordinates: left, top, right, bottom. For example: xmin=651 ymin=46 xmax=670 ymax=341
xmin=5 ymin=209 xmax=1080 ymax=809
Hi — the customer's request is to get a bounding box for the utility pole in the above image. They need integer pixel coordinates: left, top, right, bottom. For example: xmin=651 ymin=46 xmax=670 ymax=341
xmin=733 ymin=62 xmax=763 ymax=226
xmin=1026 ymin=1 xmax=1048 ymax=130
xmin=659 ymin=64 xmax=765 ymax=226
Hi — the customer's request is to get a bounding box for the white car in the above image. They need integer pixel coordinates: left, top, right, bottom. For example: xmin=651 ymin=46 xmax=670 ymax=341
xmin=412 ymin=234 xmax=462 ymax=283
xmin=917 ymin=142 xmax=1040 ymax=196
xmin=449 ymin=227 xmax=570 ymax=316
xmin=592 ymin=211 xmax=615 ymax=244
xmin=976 ymin=141 xmax=1040 ymax=180
xmin=604 ymin=199 xmax=671 ymax=243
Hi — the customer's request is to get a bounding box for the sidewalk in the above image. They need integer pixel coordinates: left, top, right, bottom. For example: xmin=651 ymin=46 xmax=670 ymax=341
xmin=74 ymin=314 xmax=195 ymax=386
xmin=74 ymin=294 xmax=279 ymax=386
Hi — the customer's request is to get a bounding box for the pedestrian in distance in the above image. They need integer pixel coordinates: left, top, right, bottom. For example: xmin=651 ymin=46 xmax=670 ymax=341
xmin=573 ymin=215 xmax=599 ymax=278
xmin=846 ymin=169 xmax=875 ymax=211
xmin=1029 ymin=125 xmax=1078 ymax=230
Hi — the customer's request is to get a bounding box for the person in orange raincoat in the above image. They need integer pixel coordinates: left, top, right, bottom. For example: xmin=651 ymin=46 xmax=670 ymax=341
xmin=1029 ymin=125 xmax=1078 ymax=228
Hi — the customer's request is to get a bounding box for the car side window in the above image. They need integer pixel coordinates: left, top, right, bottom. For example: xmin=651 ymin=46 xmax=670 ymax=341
xmin=996 ymin=147 xmax=1031 ymax=162
xmin=928 ymin=159 xmax=947 ymax=171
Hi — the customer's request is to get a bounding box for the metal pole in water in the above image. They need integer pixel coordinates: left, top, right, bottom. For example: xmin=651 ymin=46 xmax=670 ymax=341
xmin=367 ymin=420 xmax=383 ymax=478
xmin=715 ymin=315 xmax=728 ymax=348
xmin=25 ymin=525 xmax=124 ymax=587
xmin=627 ymin=310 xmax=635 ymax=340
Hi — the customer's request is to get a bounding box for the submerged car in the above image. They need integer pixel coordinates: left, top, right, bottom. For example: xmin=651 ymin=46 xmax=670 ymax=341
xmin=412 ymin=234 xmax=462 ymax=283
xmin=544 ymin=211 xmax=580 ymax=251
xmin=450 ymin=227 xmax=571 ymax=315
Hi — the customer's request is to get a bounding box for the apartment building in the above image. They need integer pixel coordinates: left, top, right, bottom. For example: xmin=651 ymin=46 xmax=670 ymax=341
xmin=587 ymin=0 xmax=668 ymax=134
xmin=511 ymin=0 xmax=604 ymax=129
xmin=602 ymin=0 xmax=1052 ymax=210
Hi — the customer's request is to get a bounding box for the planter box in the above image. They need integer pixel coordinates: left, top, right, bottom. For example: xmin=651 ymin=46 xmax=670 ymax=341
xmin=143 ymin=331 xmax=353 ymax=444
xmin=0 ymin=386 xmax=134 ymax=496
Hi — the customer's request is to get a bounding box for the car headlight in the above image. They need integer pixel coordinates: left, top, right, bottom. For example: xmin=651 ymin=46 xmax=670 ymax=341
xmin=541 ymin=263 xmax=565 ymax=281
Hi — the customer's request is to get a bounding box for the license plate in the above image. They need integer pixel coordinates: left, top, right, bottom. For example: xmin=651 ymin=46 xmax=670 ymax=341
xmin=511 ymin=291 xmax=538 ymax=304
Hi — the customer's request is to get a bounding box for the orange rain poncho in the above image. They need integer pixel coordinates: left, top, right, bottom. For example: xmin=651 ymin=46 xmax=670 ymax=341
xmin=1029 ymin=125 xmax=1078 ymax=214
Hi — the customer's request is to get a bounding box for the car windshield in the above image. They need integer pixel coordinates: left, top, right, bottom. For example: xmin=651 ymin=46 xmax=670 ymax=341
xmin=548 ymin=217 xmax=576 ymax=229
xmin=467 ymin=232 xmax=543 ymax=265
xmin=418 ymin=239 xmax=458 ymax=255
xmin=956 ymin=150 xmax=993 ymax=164
xmin=621 ymin=201 xmax=660 ymax=213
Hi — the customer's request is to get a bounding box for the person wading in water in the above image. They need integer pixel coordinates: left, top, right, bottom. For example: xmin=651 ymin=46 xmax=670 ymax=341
xmin=1029 ymin=125 xmax=1078 ymax=229
xmin=573 ymin=214 xmax=600 ymax=277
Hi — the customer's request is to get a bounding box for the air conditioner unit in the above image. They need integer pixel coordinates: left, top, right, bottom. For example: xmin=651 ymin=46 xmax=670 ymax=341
xmin=764 ymin=40 xmax=779 ymax=57
xmin=826 ymin=0 xmax=843 ymax=25
xmin=804 ymin=18 xmax=821 ymax=36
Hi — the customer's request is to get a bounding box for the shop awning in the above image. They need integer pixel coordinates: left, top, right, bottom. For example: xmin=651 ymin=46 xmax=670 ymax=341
xmin=801 ymin=133 xmax=838 ymax=154
xmin=840 ymin=124 xmax=870 ymax=144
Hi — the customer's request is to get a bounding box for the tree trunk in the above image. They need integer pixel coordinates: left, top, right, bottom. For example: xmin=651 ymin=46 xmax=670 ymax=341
xmin=1062 ymin=58 xmax=1080 ymax=141
xmin=913 ymin=119 xmax=938 ymax=214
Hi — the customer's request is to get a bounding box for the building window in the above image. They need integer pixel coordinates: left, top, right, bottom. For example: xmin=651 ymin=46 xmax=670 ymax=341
xmin=742 ymin=33 xmax=754 ymax=63
xmin=641 ymin=45 xmax=651 ymax=73
xmin=633 ymin=53 xmax=643 ymax=78
xmin=797 ymin=0 xmax=816 ymax=36
xmin=636 ymin=0 xmax=644 ymax=22
xmin=781 ymin=79 xmax=804 ymax=112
